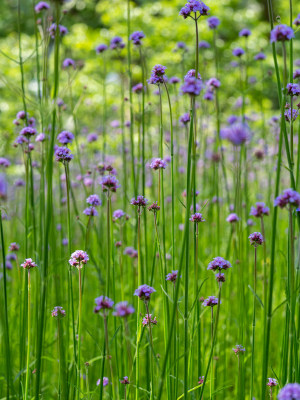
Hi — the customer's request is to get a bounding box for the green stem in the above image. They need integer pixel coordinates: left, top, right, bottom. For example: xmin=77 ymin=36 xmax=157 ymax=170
xmin=25 ymin=270 xmax=31 ymax=400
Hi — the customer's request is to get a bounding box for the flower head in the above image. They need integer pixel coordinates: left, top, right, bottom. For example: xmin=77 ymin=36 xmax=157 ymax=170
xmin=226 ymin=213 xmax=239 ymax=223
xmin=270 ymin=24 xmax=294 ymax=43
xmin=51 ymin=306 xmax=66 ymax=318
xmin=36 ymin=133 xmax=46 ymax=142
xmin=250 ymin=202 xmax=269 ymax=218
xmin=110 ymin=36 xmax=125 ymax=50
xmin=202 ymin=296 xmax=219 ymax=307
xmin=20 ymin=126 xmax=37 ymax=137
xmin=286 ymin=83 xmax=300 ymax=96
xmin=208 ymin=257 xmax=232 ymax=271
xmin=166 ymin=270 xmax=179 ymax=282
xmin=207 ymin=78 xmax=221 ymax=89
xmin=97 ymin=377 xmax=109 ymax=387
xmin=215 ymin=272 xmax=225 ymax=283
xmin=86 ymin=194 xmax=101 ymax=206
xmin=113 ymin=301 xmax=135 ymax=317
xmin=221 ymin=122 xmax=251 ymax=146
xmin=120 ymin=376 xmax=130 ymax=385
xmin=148 ymin=202 xmax=160 ymax=213
xmin=198 ymin=376 xmax=205 ymax=385
xmin=9 ymin=242 xmax=20 ymax=252
xmin=274 ymin=188 xmax=300 ymax=208
xmin=148 ymin=64 xmax=167 ymax=85
xmin=142 ymin=314 xmax=157 ymax=327
xmin=62 ymin=58 xmax=76 ymax=69
xmin=54 ymin=146 xmax=73 ymax=163
xmin=239 ymin=28 xmax=251 ymax=37
xmin=96 ymin=44 xmax=108 ymax=54
xmin=179 ymin=1 xmax=209 ymax=19
xmin=179 ymin=113 xmax=191 ymax=125
xmin=207 ymin=16 xmax=220 ymax=29
xmin=184 ymin=69 xmax=202 ymax=81
xmin=199 ymin=40 xmax=210 ymax=48
xmin=181 ymin=77 xmax=203 ymax=96
xmin=278 ymin=383 xmax=300 ymax=400
xmin=49 ymin=24 xmax=68 ymax=39
xmin=249 ymin=232 xmax=264 ymax=247
xmin=94 ymin=296 xmax=114 ymax=313
xmin=232 ymin=47 xmax=245 ymax=57
xmin=254 ymin=52 xmax=266 ymax=61
xmin=0 ymin=158 xmax=10 ymax=168
xmin=35 ymin=1 xmax=50 ymax=13
xmin=131 ymin=195 xmax=148 ymax=207
xmin=83 ymin=206 xmax=98 ymax=217
xmin=190 ymin=213 xmax=205 ymax=223
xmin=134 ymin=284 xmax=156 ymax=301
xmin=169 ymin=76 xmax=181 ymax=84
xmin=130 ymin=31 xmax=145 ymax=46
xmin=21 ymin=258 xmax=37 ymax=269
xmin=267 ymin=378 xmax=278 ymax=387
xmin=150 ymin=158 xmax=167 ymax=170
xmin=233 ymin=345 xmax=245 ymax=355
xmin=69 ymin=250 xmax=89 ymax=269
xmin=57 ymin=130 xmax=74 ymax=144
xmin=132 ymin=83 xmax=144 ymax=94
xmin=100 ymin=175 xmax=120 ymax=193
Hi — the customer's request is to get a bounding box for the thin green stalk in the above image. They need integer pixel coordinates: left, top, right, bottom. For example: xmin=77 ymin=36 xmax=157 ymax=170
xmin=250 ymin=246 xmax=257 ymax=399
xmin=77 ymin=269 xmax=82 ymax=399
xmin=25 ymin=269 xmax=31 ymax=400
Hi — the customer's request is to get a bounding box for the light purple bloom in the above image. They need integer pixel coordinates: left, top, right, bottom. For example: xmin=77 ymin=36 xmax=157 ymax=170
xmin=207 ymin=257 xmax=232 ymax=271
xmin=179 ymin=113 xmax=191 ymax=125
xmin=250 ymin=202 xmax=269 ymax=218
xmin=54 ymin=146 xmax=74 ymax=163
xmin=51 ymin=306 xmax=66 ymax=318
xmin=57 ymin=130 xmax=74 ymax=144
xmin=232 ymin=47 xmax=245 ymax=57
xmin=249 ymin=232 xmax=264 ymax=247
xmin=254 ymin=52 xmax=266 ymax=61
xmin=113 ymin=301 xmax=135 ymax=317
xmin=239 ymin=28 xmax=251 ymax=37
xmin=20 ymin=126 xmax=37 ymax=137
xmin=270 ymin=24 xmax=294 ymax=43
xmin=150 ymin=158 xmax=167 ymax=170
xmin=0 ymin=158 xmax=10 ymax=168
xmin=96 ymin=377 xmax=109 ymax=387
xmin=142 ymin=314 xmax=157 ymax=327
xmin=132 ymin=83 xmax=144 ymax=94
xmin=69 ymin=250 xmax=89 ymax=269
xmin=203 ymin=296 xmax=219 ymax=307
xmin=278 ymin=383 xmax=300 ymax=400
xmin=21 ymin=258 xmax=37 ymax=269
xmin=130 ymin=31 xmax=145 ymax=46
xmin=94 ymin=296 xmax=114 ymax=313
xmin=100 ymin=175 xmax=120 ymax=193
xmin=207 ymin=16 xmax=220 ymax=29
xmin=83 ymin=206 xmax=98 ymax=217
xmin=113 ymin=209 xmax=126 ymax=219
xmin=226 ymin=213 xmax=239 ymax=223
xmin=131 ymin=195 xmax=148 ymax=207
xmin=267 ymin=378 xmax=278 ymax=387
xmin=199 ymin=40 xmax=210 ymax=49
xmin=62 ymin=58 xmax=76 ymax=69
xmin=233 ymin=344 xmax=245 ymax=355
xmin=181 ymin=77 xmax=203 ymax=96
xmin=274 ymin=188 xmax=300 ymax=208
xmin=190 ymin=213 xmax=205 ymax=223
xmin=35 ymin=133 xmax=46 ymax=142
xmin=86 ymin=194 xmax=101 ymax=206
xmin=134 ymin=284 xmax=156 ymax=301
xmin=49 ymin=23 xmax=68 ymax=39
xmin=35 ymin=1 xmax=50 ymax=13
xmin=96 ymin=44 xmax=108 ymax=54
xmin=166 ymin=270 xmax=179 ymax=282
xmin=110 ymin=36 xmax=125 ymax=50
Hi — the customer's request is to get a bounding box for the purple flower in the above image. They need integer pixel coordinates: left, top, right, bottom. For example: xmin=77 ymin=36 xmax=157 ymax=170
xmin=226 ymin=213 xmax=239 ymax=223
xmin=177 ymin=41 xmax=186 ymax=49
xmin=49 ymin=24 xmax=68 ymax=39
xmin=131 ymin=195 xmax=148 ymax=207
xmin=83 ymin=206 xmax=98 ymax=217
xmin=284 ymin=108 xmax=298 ymax=123
xmin=207 ymin=257 xmax=232 ymax=271
xmin=249 ymin=232 xmax=264 ymax=247
xmin=87 ymin=133 xmax=98 ymax=142
xmin=227 ymin=115 xmax=239 ymax=124
xmin=199 ymin=40 xmax=210 ymax=49
xmin=94 ymin=296 xmax=114 ymax=313
xmin=132 ymin=83 xmax=144 ymax=94
xmin=267 ymin=378 xmax=278 ymax=387
xmin=270 ymin=24 xmax=294 ymax=43
xmin=190 ymin=213 xmax=205 ymax=223
xmin=184 ymin=69 xmax=201 ymax=81
xmin=179 ymin=1 xmax=209 ymax=19
xmin=274 ymin=188 xmax=300 ymax=208
xmin=51 ymin=306 xmax=66 ymax=318
xmin=239 ymin=28 xmax=251 ymax=37
xmin=9 ymin=242 xmax=20 ymax=252
xmin=96 ymin=44 xmax=108 ymax=54
xmin=35 ymin=133 xmax=46 ymax=142
xmin=198 ymin=376 xmax=205 ymax=385
xmin=62 ymin=58 xmax=76 ymax=69
xmin=148 ymin=202 xmax=160 ymax=213
xmin=54 ymin=146 xmax=74 ymax=163
xmin=86 ymin=194 xmax=101 ymax=206
xmin=21 ymin=258 xmax=37 ymax=269
xmin=130 ymin=31 xmax=145 ymax=46
xmin=110 ymin=36 xmax=125 ymax=50
xmin=203 ymin=296 xmax=219 ymax=307
xmin=294 ymin=14 xmax=300 ymax=26
xmin=179 ymin=113 xmax=191 ymax=125
xmin=0 ymin=158 xmax=10 ymax=168
xmin=148 ymin=64 xmax=167 ymax=85
xmin=120 ymin=376 xmax=130 ymax=385
xmin=207 ymin=78 xmax=221 ymax=89
xmin=293 ymin=70 xmax=300 ymax=80
xmin=97 ymin=377 xmax=109 ymax=387
xmin=142 ymin=314 xmax=157 ymax=327
xmin=35 ymin=1 xmax=50 ymax=13
xmin=207 ymin=16 xmax=220 ymax=29
xmin=278 ymin=383 xmax=300 ymax=400
xmin=150 ymin=158 xmax=167 ymax=170
xmin=232 ymin=47 xmax=245 ymax=57
xmin=20 ymin=126 xmax=37 ymax=137
xmin=134 ymin=284 xmax=156 ymax=301
xmin=69 ymin=250 xmax=89 ymax=269
xmin=221 ymin=122 xmax=251 ymax=146
xmin=100 ymin=175 xmax=120 ymax=193
xmin=124 ymin=247 xmax=138 ymax=258
xmin=215 ymin=272 xmax=225 ymax=283
xmin=250 ymin=202 xmax=269 ymax=218
xmin=113 ymin=209 xmax=126 ymax=220
xmin=166 ymin=270 xmax=179 ymax=282
xmin=181 ymin=77 xmax=203 ymax=96
xmin=169 ymin=76 xmax=181 ymax=84
xmin=113 ymin=301 xmax=135 ymax=317
xmin=254 ymin=52 xmax=266 ymax=61
xmin=233 ymin=344 xmax=245 ymax=355
xmin=57 ymin=130 xmax=74 ymax=144
xmin=204 ymin=90 xmax=214 ymax=101
xmin=286 ymin=83 xmax=300 ymax=96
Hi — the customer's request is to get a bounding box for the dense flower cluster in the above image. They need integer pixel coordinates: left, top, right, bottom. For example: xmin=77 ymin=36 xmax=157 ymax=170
xmin=181 ymin=77 xmax=203 ymax=96
xmin=134 ymin=284 xmax=156 ymax=301
xmin=21 ymin=258 xmax=37 ymax=269
xmin=250 ymin=202 xmax=269 ymax=218
xmin=94 ymin=296 xmax=114 ymax=313
xmin=278 ymin=383 xmax=300 ymax=400
xmin=113 ymin=301 xmax=135 ymax=317
xmin=274 ymin=188 xmax=300 ymax=208
xmin=57 ymin=130 xmax=74 ymax=144
xmin=270 ymin=24 xmax=294 ymax=43
xmin=233 ymin=345 xmax=245 ymax=355
xmin=130 ymin=31 xmax=145 ymax=45
xmin=267 ymin=378 xmax=278 ymax=387
xmin=248 ymin=232 xmax=264 ymax=247
xmin=86 ymin=194 xmax=101 ymax=206
xmin=54 ymin=146 xmax=74 ymax=163
xmin=166 ymin=270 xmax=179 ymax=282
xmin=179 ymin=0 xmax=209 ymax=19
xmin=150 ymin=158 xmax=167 ymax=170
xmin=100 ymin=175 xmax=120 ymax=193
xmin=51 ymin=306 xmax=66 ymax=318
xmin=148 ymin=64 xmax=167 ymax=85
xmin=131 ymin=195 xmax=148 ymax=207
xmin=207 ymin=257 xmax=232 ymax=271
xmin=190 ymin=213 xmax=205 ymax=223
xmin=110 ymin=36 xmax=125 ymax=50
xmin=202 ymin=296 xmax=219 ymax=307
xmin=69 ymin=250 xmax=89 ymax=269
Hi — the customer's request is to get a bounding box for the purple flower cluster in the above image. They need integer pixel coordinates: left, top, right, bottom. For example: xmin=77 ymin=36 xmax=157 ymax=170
xmin=150 ymin=158 xmax=167 ymax=170
xmin=9 ymin=242 xmax=20 ymax=252
xmin=179 ymin=113 xmax=191 ymax=126
xmin=248 ymin=232 xmax=264 ymax=247
xmin=190 ymin=213 xmax=205 ymax=223
xmin=239 ymin=28 xmax=251 ymax=37
xmin=51 ymin=306 xmax=66 ymax=318
xmin=110 ymin=36 xmax=125 ymax=50
xmin=179 ymin=0 xmax=209 ymax=19
xmin=250 ymin=202 xmax=269 ymax=218
xmin=254 ymin=52 xmax=266 ymax=61
xmin=278 ymin=383 xmax=300 ymax=400
xmin=220 ymin=122 xmax=251 ymax=146
xmin=97 ymin=377 xmax=109 ymax=387
xmin=270 ymin=24 xmax=294 ymax=43
xmin=69 ymin=250 xmax=89 ymax=269
xmin=86 ymin=194 xmax=101 ymax=206
xmin=207 ymin=16 xmax=220 ymax=29
xmin=62 ymin=58 xmax=76 ymax=69
xmin=286 ymin=83 xmax=300 ymax=96
xmin=124 ymin=247 xmax=138 ymax=258
xmin=148 ymin=202 xmax=160 ymax=213
xmin=113 ymin=301 xmax=135 ymax=317
xmin=83 ymin=207 xmax=98 ymax=217
xmin=57 ymin=130 xmax=74 ymax=144
xmin=113 ymin=209 xmax=126 ymax=220
xmin=142 ymin=314 xmax=157 ymax=327
xmin=35 ymin=1 xmax=50 ymax=13
xmin=20 ymin=126 xmax=37 ymax=137
xmin=54 ymin=146 xmax=74 ymax=163
xmin=130 ymin=31 xmax=145 ymax=46
xmin=267 ymin=378 xmax=278 ymax=387
xmin=131 ymin=195 xmax=148 ymax=207
xmin=274 ymin=188 xmax=300 ymax=208
xmin=203 ymin=296 xmax=219 ymax=307
xmin=166 ymin=270 xmax=179 ymax=282
xmin=226 ymin=213 xmax=239 ymax=223
xmin=21 ymin=258 xmax=37 ymax=269
xmin=134 ymin=284 xmax=156 ymax=301
xmin=49 ymin=24 xmax=68 ymax=39
xmin=181 ymin=77 xmax=203 ymax=96
xmin=94 ymin=296 xmax=114 ymax=313
xmin=0 ymin=158 xmax=10 ymax=168
xmin=132 ymin=83 xmax=144 ymax=94
xmin=233 ymin=344 xmax=245 ymax=355
xmin=207 ymin=257 xmax=232 ymax=271
xmin=100 ymin=175 xmax=120 ymax=193
xmin=148 ymin=64 xmax=167 ymax=85
xmin=96 ymin=44 xmax=108 ymax=54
